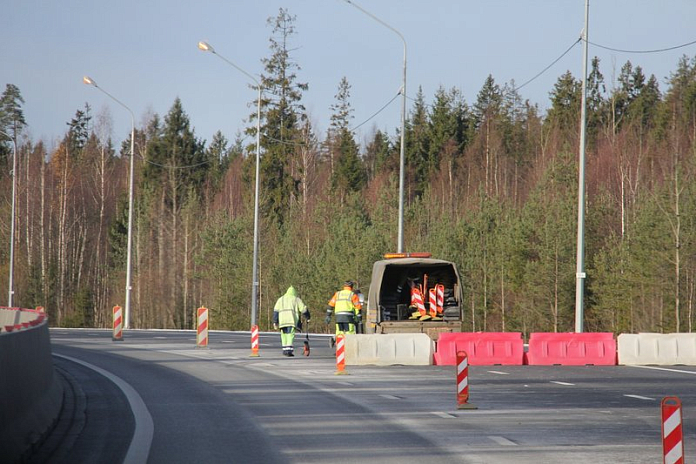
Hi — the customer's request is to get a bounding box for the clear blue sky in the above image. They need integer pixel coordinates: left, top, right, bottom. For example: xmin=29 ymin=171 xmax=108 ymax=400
xmin=2 ymin=0 xmax=695 ymax=151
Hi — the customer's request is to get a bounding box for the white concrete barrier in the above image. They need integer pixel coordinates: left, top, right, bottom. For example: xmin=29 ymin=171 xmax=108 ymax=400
xmin=618 ymin=333 xmax=696 ymax=365
xmin=344 ymin=333 xmax=434 ymax=366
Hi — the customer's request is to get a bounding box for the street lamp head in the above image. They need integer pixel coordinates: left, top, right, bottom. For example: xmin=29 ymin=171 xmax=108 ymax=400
xmin=83 ymin=76 xmax=97 ymax=87
xmin=198 ymin=41 xmax=214 ymax=53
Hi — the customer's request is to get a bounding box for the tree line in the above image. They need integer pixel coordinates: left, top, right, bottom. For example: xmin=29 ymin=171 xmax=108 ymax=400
xmin=1 ymin=8 xmax=696 ymax=336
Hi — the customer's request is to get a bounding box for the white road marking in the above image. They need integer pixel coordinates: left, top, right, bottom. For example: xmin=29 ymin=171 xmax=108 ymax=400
xmin=550 ymin=381 xmax=575 ymax=386
xmin=630 ymin=365 xmax=696 ymax=376
xmin=488 ymin=436 xmax=517 ymax=446
xmin=55 ymin=354 xmax=153 ymax=464
xmin=624 ymin=394 xmax=655 ymax=401
xmin=487 ymin=370 xmax=509 ymax=375
xmin=431 ymin=411 xmax=456 ymax=419
xmin=380 ymin=394 xmax=401 ymax=400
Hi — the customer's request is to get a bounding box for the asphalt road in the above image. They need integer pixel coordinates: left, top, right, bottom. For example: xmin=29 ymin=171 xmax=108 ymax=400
xmin=38 ymin=329 xmax=696 ymax=463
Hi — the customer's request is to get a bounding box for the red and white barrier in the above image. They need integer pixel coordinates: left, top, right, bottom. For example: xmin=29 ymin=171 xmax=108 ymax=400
xmin=112 ymin=305 xmax=123 ymax=341
xmin=456 ymin=350 xmax=477 ymax=409
xmin=436 ymin=284 xmax=444 ymax=314
xmin=335 ymin=334 xmax=347 ymax=374
xmin=250 ymin=324 xmax=259 ymax=357
xmin=196 ymin=307 xmax=208 ymax=348
xmin=662 ymin=396 xmax=684 ymax=464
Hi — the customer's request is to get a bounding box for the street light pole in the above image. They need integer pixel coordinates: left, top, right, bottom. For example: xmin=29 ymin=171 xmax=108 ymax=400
xmin=198 ymin=41 xmax=262 ymax=330
xmin=83 ymin=76 xmax=135 ymax=329
xmin=575 ymin=0 xmax=590 ymax=333
xmin=0 ymin=129 xmax=17 ymax=307
xmin=343 ymin=0 xmax=407 ymax=253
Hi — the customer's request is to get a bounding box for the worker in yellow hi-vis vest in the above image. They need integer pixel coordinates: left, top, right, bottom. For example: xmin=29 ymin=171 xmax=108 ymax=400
xmin=273 ymin=286 xmax=310 ymax=357
xmin=325 ymin=280 xmax=362 ymax=348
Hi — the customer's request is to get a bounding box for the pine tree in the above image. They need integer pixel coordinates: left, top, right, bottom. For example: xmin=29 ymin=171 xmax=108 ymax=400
xmin=328 ymin=77 xmax=365 ymax=198
xmin=255 ymin=7 xmax=308 ymax=226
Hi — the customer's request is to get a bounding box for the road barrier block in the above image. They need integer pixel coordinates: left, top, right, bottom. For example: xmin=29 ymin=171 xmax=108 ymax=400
xmin=618 ymin=333 xmax=696 ymax=365
xmin=344 ymin=333 xmax=434 ymax=366
xmin=434 ymin=332 xmax=524 ymax=365
xmin=526 ymin=332 xmax=616 ymax=365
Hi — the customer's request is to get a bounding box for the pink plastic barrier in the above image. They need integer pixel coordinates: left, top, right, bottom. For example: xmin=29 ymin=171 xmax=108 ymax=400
xmin=434 ymin=332 xmax=524 ymax=365
xmin=526 ymin=332 xmax=617 ymax=365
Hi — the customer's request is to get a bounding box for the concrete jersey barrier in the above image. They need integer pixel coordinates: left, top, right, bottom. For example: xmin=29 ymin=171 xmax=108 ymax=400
xmin=0 ymin=308 xmax=62 ymax=462
xmin=618 ymin=333 xmax=696 ymax=365
xmin=344 ymin=333 xmax=434 ymax=365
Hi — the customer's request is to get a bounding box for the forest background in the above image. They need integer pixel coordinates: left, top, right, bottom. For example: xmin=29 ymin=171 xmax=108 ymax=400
xmin=1 ymin=9 xmax=696 ymax=337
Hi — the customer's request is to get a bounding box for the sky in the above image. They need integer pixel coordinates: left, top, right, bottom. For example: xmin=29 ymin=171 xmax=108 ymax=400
xmin=2 ymin=0 xmax=696 ymax=151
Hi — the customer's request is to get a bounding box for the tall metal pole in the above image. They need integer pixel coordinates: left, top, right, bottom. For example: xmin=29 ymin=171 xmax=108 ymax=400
xmin=343 ymin=0 xmax=407 ymax=252
xmin=575 ymin=0 xmax=590 ymax=333
xmin=0 ymin=130 xmax=17 ymax=307
xmin=198 ymin=41 xmax=262 ymax=329
xmin=83 ymin=77 xmax=135 ymax=329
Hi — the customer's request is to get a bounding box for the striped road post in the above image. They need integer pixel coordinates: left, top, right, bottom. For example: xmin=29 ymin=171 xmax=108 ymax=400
xmin=662 ymin=396 xmax=684 ymax=464
xmin=250 ymin=324 xmax=260 ymax=357
xmin=456 ymin=350 xmax=477 ymax=409
xmin=335 ymin=334 xmax=347 ymax=375
xmin=196 ymin=307 xmax=209 ymax=348
xmin=112 ymin=305 xmax=123 ymax=341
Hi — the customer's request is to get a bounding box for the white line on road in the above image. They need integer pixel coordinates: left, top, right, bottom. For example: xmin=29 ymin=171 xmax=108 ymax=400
xmin=550 ymin=381 xmax=575 ymax=386
xmin=55 ymin=354 xmax=153 ymax=464
xmin=630 ymin=365 xmax=696 ymax=375
xmin=431 ymin=412 xmax=456 ymax=419
xmin=487 ymin=370 xmax=509 ymax=375
xmin=488 ymin=436 xmax=517 ymax=446
xmin=624 ymin=394 xmax=655 ymax=401
xmin=380 ymin=394 xmax=401 ymax=400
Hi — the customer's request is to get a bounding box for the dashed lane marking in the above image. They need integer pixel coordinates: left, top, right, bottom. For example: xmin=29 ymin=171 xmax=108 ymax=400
xmin=550 ymin=381 xmax=575 ymax=386
xmin=431 ymin=412 xmax=456 ymax=419
xmin=380 ymin=394 xmax=401 ymax=400
xmin=487 ymin=370 xmax=509 ymax=375
xmin=624 ymin=394 xmax=655 ymax=401
xmin=488 ymin=436 xmax=517 ymax=446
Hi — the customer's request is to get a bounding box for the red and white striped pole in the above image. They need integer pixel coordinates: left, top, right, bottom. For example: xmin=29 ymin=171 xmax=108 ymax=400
xmin=662 ymin=396 xmax=684 ymax=464
xmin=250 ymin=324 xmax=260 ymax=357
xmin=196 ymin=307 xmax=209 ymax=348
xmin=456 ymin=350 xmax=476 ymax=409
xmin=335 ymin=334 xmax=347 ymax=375
xmin=112 ymin=305 xmax=123 ymax=341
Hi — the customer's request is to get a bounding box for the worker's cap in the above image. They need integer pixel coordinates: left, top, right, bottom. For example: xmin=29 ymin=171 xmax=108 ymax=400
xmin=343 ymin=280 xmax=354 ymax=288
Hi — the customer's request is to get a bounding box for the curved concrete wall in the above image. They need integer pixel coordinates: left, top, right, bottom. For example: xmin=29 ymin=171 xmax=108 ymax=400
xmin=0 ymin=309 xmax=63 ymax=462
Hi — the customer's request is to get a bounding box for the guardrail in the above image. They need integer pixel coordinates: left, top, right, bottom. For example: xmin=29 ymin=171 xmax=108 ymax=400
xmin=0 ymin=307 xmax=62 ymax=462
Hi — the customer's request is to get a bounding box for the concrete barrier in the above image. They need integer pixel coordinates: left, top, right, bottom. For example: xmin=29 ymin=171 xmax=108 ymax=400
xmin=527 ymin=332 xmax=617 ymax=365
xmin=344 ymin=333 xmax=434 ymax=365
xmin=618 ymin=333 xmax=696 ymax=365
xmin=433 ymin=332 xmax=524 ymax=366
xmin=0 ymin=309 xmax=62 ymax=462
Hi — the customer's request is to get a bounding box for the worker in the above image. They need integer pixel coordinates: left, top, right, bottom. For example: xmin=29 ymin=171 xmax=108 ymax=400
xmin=273 ymin=286 xmax=310 ymax=357
xmin=325 ymin=280 xmax=362 ymax=347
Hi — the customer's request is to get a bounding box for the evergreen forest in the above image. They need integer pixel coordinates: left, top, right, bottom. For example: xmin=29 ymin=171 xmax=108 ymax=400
xmin=2 ymin=9 xmax=696 ymax=337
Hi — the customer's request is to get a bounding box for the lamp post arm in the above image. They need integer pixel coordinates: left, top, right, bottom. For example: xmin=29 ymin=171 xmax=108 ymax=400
xmin=343 ymin=0 xmax=407 ymax=252
xmin=85 ymin=81 xmax=135 ymax=329
xmin=203 ymin=46 xmax=263 ymax=328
